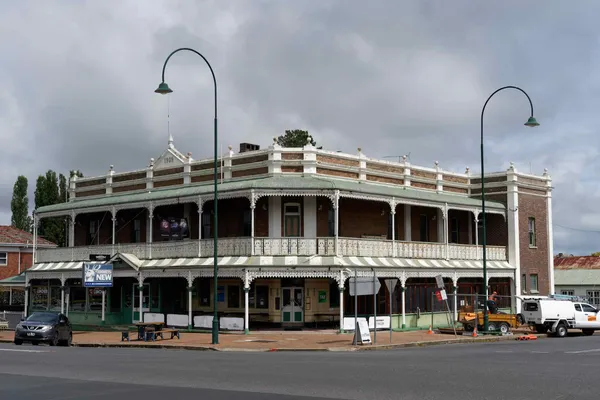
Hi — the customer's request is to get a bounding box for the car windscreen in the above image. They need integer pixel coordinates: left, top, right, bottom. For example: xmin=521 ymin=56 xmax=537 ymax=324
xmin=26 ymin=313 xmax=59 ymax=323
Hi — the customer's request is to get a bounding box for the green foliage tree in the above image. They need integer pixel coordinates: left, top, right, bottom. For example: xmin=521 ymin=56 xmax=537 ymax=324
xmin=276 ymin=129 xmax=322 ymax=149
xmin=10 ymin=175 xmax=32 ymax=232
xmin=33 ymin=170 xmax=80 ymax=247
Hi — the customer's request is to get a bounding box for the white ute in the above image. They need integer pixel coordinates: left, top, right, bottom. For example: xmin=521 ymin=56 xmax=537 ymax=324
xmin=521 ymin=295 xmax=600 ymax=337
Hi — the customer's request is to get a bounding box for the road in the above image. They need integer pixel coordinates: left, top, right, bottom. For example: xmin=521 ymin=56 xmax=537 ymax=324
xmin=0 ymin=335 xmax=599 ymax=400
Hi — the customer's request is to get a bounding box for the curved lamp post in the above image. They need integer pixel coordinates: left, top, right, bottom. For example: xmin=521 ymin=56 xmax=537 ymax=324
xmin=155 ymin=48 xmax=219 ymax=345
xmin=480 ymin=85 xmax=539 ymax=331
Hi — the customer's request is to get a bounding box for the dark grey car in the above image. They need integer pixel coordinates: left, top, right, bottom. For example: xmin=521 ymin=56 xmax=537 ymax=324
xmin=14 ymin=312 xmax=72 ymax=346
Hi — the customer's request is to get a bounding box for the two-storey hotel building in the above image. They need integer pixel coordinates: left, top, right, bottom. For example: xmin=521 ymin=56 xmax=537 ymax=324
xmin=25 ymin=135 xmax=554 ymax=331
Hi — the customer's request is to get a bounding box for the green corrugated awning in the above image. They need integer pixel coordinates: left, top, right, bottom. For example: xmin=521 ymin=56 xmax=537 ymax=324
xmin=0 ymin=273 xmax=25 ymax=287
xmin=36 ymin=175 xmax=504 ymax=215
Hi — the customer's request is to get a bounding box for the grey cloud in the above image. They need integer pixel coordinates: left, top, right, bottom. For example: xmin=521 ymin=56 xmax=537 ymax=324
xmin=1 ymin=0 xmax=600 ymax=254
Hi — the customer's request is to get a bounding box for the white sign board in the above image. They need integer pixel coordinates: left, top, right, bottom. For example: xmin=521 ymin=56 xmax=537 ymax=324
xmin=435 ymin=275 xmax=444 ymax=289
xmin=439 ymin=289 xmax=448 ymax=301
xmin=144 ymin=313 xmax=165 ymax=323
xmin=220 ymin=317 xmax=244 ymax=331
xmin=167 ymin=314 xmax=188 ymax=327
xmin=349 ymin=277 xmax=381 ymax=296
xmin=343 ymin=317 xmax=368 ymax=331
xmin=368 ymin=316 xmax=391 ymax=330
xmin=356 ymin=319 xmax=371 ymax=344
xmin=193 ymin=315 xmax=213 ymax=329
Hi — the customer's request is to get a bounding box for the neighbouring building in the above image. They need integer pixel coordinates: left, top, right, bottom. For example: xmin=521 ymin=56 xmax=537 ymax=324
xmin=0 ymin=226 xmax=56 ymax=313
xmin=25 ymin=135 xmax=554 ymax=331
xmin=554 ymin=255 xmax=600 ymax=306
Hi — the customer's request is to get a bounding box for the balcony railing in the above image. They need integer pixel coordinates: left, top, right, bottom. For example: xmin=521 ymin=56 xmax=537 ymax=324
xmin=36 ymin=237 xmax=507 ymax=263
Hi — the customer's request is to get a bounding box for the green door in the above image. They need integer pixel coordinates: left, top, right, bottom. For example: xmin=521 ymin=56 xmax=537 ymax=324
xmin=281 ymin=287 xmax=303 ymax=323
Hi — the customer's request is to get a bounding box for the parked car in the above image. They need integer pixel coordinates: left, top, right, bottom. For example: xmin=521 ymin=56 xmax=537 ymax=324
xmin=14 ymin=312 xmax=72 ymax=346
xmin=521 ymin=296 xmax=600 ymax=337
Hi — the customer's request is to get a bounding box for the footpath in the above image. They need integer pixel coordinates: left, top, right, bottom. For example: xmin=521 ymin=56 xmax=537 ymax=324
xmin=0 ymin=328 xmax=543 ymax=352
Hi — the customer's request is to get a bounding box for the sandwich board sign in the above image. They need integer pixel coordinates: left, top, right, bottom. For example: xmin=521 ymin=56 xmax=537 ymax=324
xmin=353 ymin=318 xmax=372 ymax=344
xmin=83 ymin=263 xmax=113 ymax=287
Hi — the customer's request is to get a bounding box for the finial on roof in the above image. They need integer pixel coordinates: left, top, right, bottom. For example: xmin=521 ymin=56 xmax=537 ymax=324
xmin=228 ymin=145 xmax=232 ymax=151
xmin=168 ymin=134 xmax=174 ymax=147
xmin=543 ymin=168 xmax=549 ymax=176
xmin=109 ymin=165 xmax=114 ymax=171
xmin=434 ymin=161 xmax=439 ymax=167
xmin=306 ymin=135 xmax=313 ymax=145
xmin=509 ymin=161 xmax=515 ymax=170
xmin=273 ymin=136 xmax=277 ymax=143
xmin=465 ymin=167 xmax=470 ymax=174
xmin=149 ymin=158 xmax=155 ymax=167
xmin=357 ymin=147 xmax=362 ymax=153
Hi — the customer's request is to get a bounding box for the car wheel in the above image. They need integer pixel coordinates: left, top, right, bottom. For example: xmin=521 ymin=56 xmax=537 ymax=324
xmin=487 ymin=322 xmax=497 ymax=331
xmin=67 ymin=333 xmax=72 ymax=346
xmin=49 ymin=334 xmax=58 ymax=347
xmin=14 ymin=339 xmax=22 ymax=346
xmin=555 ymin=323 xmax=567 ymax=338
xmin=499 ymin=322 xmax=510 ymax=334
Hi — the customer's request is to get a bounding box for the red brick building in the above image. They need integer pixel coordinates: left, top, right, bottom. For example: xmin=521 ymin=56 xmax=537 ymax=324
xmin=25 ymin=136 xmax=553 ymax=331
xmin=0 ymin=225 xmax=56 ymax=280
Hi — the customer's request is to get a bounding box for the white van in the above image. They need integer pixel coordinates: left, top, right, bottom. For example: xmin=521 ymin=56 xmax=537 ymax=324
xmin=521 ymin=297 xmax=600 ymax=337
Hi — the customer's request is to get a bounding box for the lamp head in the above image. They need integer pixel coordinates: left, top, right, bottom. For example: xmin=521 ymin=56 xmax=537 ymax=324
xmin=524 ymin=116 xmax=540 ymax=127
xmin=154 ymin=82 xmax=173 ymax=95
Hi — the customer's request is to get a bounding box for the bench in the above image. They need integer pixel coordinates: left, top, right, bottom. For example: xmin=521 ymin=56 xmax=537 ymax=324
xmin=146 ymin=328 xmax=180 ymax=341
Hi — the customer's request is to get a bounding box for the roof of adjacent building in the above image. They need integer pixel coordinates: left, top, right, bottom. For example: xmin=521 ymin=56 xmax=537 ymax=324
xmin=554 ymin=270 xmax=600 ymax=286
xmin=554 ymin=256 xmax=600 ymax=270
xmin=35 ymin=175 xmax=505 ymax=214
xmin=0 ymin=226 xmax=56 ymax=247
xmin=0 ymin=272 xmax=25 ymax=286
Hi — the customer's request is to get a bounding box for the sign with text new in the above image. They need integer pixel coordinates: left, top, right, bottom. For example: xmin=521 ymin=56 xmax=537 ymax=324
xmin=83 ymin=264 xmax=113 ymax=287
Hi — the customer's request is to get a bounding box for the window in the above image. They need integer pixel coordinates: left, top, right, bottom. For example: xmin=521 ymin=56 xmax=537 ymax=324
xmin=327 ymin=208 xmax=335 ymax=237
xmin=530 ymin=274 xmax=539 ymax=293
xmin=243 ymin=209 xmax=251 ymax=236
xmin=419 ymin=214 xmax=429 ymax=242
xmin=0 ymin=252 xmax=6 ymax=265
xmin=198 ymin=279 xmax=210 ymax=307
xmin=528 ymin=217 xmax=536 ymax=247
xmin=586 ymin=290 xmax=600 ymax=306
xmin=561 ymin=290 xmax=574 ymax=296
xmin=582 ymin=304 xmax=597 ymax=313
xmin=88 ymin=220 xmax=99 ymax=245
xmin=284 ymin=203 xmax=301 ymax=237
xmin=329 ymin=280 xmax=340 ymax=308
xmin=521 ymin=274 xmax=527 ymax=293
xmin=131 ymin=220 xmax=141 ymax=243
xmin=227 ymin=285 xmax=240 ymax=308
xmin=523 ymin=302 xmax=538 ymax=312
xmin=255 ymin=285 xmax=269 ymax=309
xmin=201 ymin=212 xmax=211 ymax=239
xmin=574 ymin=304 xmax=582 ymax=312
xmin=450 ymin=218 xmax=459 ymax=243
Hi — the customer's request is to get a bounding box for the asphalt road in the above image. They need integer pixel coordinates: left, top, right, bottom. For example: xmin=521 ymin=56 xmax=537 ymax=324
xmin=1 ymin=335 xmax=599 ymax=400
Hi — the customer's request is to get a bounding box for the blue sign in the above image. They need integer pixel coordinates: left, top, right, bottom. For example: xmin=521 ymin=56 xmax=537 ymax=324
xmin=83 ymin=263 xmax=113 ymax=287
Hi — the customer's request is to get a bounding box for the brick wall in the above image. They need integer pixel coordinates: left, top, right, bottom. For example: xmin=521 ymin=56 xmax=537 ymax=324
xmin=339 ymin=198 xmax=388 ymax=238
xmin=518 ymin=193 xmax=549 ymax=295
xmin=0 ymin=251 xmax=33 ymax=280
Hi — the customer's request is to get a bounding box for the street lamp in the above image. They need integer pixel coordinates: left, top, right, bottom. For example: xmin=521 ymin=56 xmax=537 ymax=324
xmin=480 ymin=85 xmax=539 ymax=332
xmin=155 ymin=48 xmax=219 ymax=345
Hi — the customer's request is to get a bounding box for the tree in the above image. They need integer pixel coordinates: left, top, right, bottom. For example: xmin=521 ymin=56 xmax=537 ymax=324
xmin=276 ymin=129 xmax=322 ymax=149
xmin=591 ymin=252 xmax=600 ymax=257
xmin=10 ymin=176 xmax=32 ymax=232
xmin=34 ymin=170 xmax=64 ymax=247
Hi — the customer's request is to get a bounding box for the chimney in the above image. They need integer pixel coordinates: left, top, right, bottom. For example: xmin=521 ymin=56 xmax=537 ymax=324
xmin=239 ymin=143 xmax=260 ymax=153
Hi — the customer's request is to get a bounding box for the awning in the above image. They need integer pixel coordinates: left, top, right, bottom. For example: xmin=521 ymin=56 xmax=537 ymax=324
xmin=29 ymin=261 xmax=105 ymax=272
xmin=30 ymin=256 xmax=515 ymax=271
xmin=139 ymin=256 xmax=514 ymax=270
xmin=0 ymin=273 xmax=26 ymax=287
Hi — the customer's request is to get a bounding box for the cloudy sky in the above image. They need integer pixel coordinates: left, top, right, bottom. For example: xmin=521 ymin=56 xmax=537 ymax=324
xmin=0 ymin=0 xmax=598 ymax=254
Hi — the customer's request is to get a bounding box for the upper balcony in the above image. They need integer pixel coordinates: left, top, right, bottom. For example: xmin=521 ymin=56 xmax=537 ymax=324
xmin=35 ymin=236 xmax=507 ymax=263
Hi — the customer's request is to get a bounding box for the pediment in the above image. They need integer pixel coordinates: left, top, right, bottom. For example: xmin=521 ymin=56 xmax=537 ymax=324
xmin=154 ymin=148 xmax=186 ymax=170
